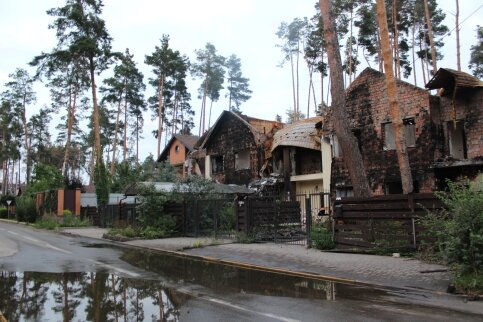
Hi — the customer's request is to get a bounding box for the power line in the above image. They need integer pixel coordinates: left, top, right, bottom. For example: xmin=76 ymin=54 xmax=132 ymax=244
xmin=438 ymin=4 xmax=483 ymax=41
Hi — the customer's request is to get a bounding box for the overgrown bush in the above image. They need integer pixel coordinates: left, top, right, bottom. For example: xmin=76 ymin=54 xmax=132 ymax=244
xmin=60 ymin=214 xmax=91 ymax=227
xmin=33 ymin=216 xmax=59 ymax=230
xmin=419 ymin=176 xmax=483 ymax=293
xmin=311 ymin=224 xmax=335 ymax=250
xmin=62 ymin=209 xmax=73 ymax=216
xmin=15 ymin=196 xmax=38 ymax=223
xmin=0 ymin=207 xmax=7 ymax=218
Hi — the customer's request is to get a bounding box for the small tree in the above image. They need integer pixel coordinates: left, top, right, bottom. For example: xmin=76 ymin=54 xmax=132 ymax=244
xmin=420 ymin=176 xmax=483 ymax=293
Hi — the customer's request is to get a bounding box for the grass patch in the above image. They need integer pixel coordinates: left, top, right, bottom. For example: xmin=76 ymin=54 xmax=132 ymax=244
xmin=454 ymin=273 xmax=483 ymax=296
xmin=33 ymin=217 xmax=59 ymax=230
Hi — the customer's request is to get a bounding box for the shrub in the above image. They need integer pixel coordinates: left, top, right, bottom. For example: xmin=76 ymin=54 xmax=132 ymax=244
xmin=62 ymin=209 xmax=73 ymax=216
xmin=34 ymin=216 xmax=59 ymax=230
xmin=311 ymin=224 xmax=335 ymax=250
xmin=0 ymin=207 xmax=7 ymax=219
xmin=60 ymin=214 xmax=91 ymax=227
xmin=419 ymin=176 xmax=483 ymax=293
xmin=15 ymin=196 xmax=38 ymax=223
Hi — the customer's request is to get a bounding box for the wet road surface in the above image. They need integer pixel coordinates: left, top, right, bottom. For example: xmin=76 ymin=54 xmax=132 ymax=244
xmin=1 ymin=221 xmax=482 ymax=321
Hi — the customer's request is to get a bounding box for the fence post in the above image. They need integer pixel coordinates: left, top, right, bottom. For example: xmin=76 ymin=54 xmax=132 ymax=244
xmin=305 ymin=197 xmax=312 ymax=247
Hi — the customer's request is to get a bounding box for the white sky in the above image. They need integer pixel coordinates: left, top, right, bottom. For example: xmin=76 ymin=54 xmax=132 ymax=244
xmin=0 ymin=0 xmax=482 ymax=167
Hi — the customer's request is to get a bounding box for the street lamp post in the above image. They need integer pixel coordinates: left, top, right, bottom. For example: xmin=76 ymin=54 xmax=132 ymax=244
xmin=6 ymin=200 xmax=12 ymax=219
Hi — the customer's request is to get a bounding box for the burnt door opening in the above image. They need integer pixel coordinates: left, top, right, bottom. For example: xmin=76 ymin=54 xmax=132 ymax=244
xmin=447 ymin=121 xmax=467 ymax=159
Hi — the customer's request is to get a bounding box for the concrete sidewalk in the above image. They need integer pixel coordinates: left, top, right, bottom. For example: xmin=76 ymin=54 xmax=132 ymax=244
xmin=62 ymin=227 xmax=452 ymax=293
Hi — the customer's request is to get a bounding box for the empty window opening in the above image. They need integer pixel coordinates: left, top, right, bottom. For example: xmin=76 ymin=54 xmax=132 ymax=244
xmin=447 ymin=121 xmax=467 ymax=159
xmin=235 ymin=150 xmax=250 ymax=170
xmin=211 ymin=155 xmax=223 ymax=174
xmin=383 ymin=122 xmax=395 ymax=150
xmin=351 ymin=129 xmax=363 ymax=152
xmin=403 ymin=118 xmax=416 ymax=147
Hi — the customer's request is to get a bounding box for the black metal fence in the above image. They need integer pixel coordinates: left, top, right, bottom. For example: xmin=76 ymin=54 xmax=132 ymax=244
xmin=96 ymin=198 xmax=235 ymax=238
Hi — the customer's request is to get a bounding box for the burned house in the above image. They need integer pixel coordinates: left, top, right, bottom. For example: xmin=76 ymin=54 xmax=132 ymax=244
xmin=270 ymin=117 xmax=331 ymax=196
xmin=330 ymin=68 xmax=439 ymax=195
xmin=192 ymin=110 xmax=283 ymax=185
xmin=157 ymin=134 xmax=200 ymax=178
xmin=426 ymin=68 xmax=483 ymax=188
xmin=330 ymin=67 xmax=482 ymax=196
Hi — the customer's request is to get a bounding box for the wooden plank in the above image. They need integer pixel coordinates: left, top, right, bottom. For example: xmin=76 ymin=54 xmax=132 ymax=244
xmin=340 ymin=212 xmax=415 ymax=219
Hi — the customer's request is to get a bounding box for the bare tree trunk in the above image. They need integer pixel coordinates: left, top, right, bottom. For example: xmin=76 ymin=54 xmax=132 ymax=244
xmin=455 ymin=0 xmax=461 ymax=71
xmin=123 ymin=88 xmax=128 ymax=162
xmin=21 ymin=95 xmax=31 ymax=184
xmin=290 ymin=53 xmax=297 ymax=116
xmin=110 ymin=99 xmax=122 ymax=176
xmin=392 ymin=0 xmax=401 ymax=79
xmin=412 ymin=7 xmax=417 ymax=87
xmin=376 ymin=0 xmax=413 ymax=194
xmin=157 ymin=76 xmax=165 ymax=158
xmin=320 ymin=0 xmax=371 ymax=197
xmin=90 ymin=59 xmax=102 ymax=172
xmin=349 ymin=8 xmax=354 ymax=84
xmin=419 ymin=39 xmax=427 ymax=85
xmin=424 ymin=0 xmax=438 ymax=74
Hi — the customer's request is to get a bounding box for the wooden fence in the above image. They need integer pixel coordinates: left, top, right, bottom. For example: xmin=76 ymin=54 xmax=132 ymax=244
xmin=235 ymin=196 xmax=307 ymax=244
xmin=332 ymin=193 xmax=444 ymax=250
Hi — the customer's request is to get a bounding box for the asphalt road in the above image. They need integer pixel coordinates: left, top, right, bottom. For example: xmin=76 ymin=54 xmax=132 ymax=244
xmin=1 ymin=221 xmax=482 ymax=322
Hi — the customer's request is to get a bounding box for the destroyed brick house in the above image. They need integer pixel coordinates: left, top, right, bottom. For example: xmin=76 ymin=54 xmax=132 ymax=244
xmin=188 ymin=110 xmax=283 ymax=185
xmin=329 ymin=67 xmax=482 ymax=197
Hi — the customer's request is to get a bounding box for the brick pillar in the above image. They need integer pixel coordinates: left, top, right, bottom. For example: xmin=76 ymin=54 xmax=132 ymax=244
xmin=57 ymin=189 xmax=65 ymax=216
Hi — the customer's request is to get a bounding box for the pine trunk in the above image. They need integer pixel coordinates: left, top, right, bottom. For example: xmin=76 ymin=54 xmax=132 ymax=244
xmin=157 ymin=76 xmax=165 ymax=157
xmin=424 ymin=0 xmax=438 ymax=74
xmin=320 ymin=0 xmax=371 ymax=197
xmin=456 ymin=0 xmax=461 ymax=71
xmin=90 ymin=58 xmax=102 ymax=171
xmin=376 ymin=0 xmax=414 ymax=194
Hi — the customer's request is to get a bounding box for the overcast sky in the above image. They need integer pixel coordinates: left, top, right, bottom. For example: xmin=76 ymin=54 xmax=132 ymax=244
xmin=0 ymin=0 xmax=481 ymax=165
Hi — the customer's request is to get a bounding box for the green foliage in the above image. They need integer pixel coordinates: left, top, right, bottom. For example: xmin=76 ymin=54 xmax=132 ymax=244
xmin=15 ymin=196 xmax=38 ymax=223
xmin=27 ymin=163 xmax=64 ymax=194
xmin=469 ymin=26 xmax=483 ymax=78
xmin=62 ymin=209 xmax=73 ymax=216
xmin=218 ymin=203 xmax=235 ymax=232
xmin=419 ymin=176 xmax=483 ymax=292
xmin=311 ymin=224 xmax=335 ymax=250
xmin=135 ymin=184 xmax=178 ymax=238
xmin=108 ymin=226 xmax=138 ymax=238
xmin=94 ymin=159 xmax=110 ymax=207
xmin=235 ymin=232 xmax=255 ymax=244
xmin=33 ymin=216 xmax=59 ymax=230
xmin=0 ymin=207 xmax=7 ymax=218
xmin=60 ymin=214 xmax=91 ymax=228
xmin=173 ymin=175 xmax=215 ymax=198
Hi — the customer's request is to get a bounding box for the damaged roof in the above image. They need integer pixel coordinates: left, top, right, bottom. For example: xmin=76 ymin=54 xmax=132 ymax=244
xmin=271 ymin=116 xmax=324 ymax=152
xmin=426 ymin=68 xmax=483 ymax=95
xmin=197 ymin=110 xmax=283 ymax=150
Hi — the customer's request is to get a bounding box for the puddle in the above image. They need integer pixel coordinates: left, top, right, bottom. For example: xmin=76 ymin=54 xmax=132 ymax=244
xmin=0 ymin=271 xmax=189 ymax=322
xmin=120 ymin=248 xmax=383 ymax=301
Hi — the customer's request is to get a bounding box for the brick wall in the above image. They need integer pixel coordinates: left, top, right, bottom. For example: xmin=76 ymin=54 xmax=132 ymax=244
xmin=332 ymin=68 xmax=438 ymax=194
xmin=437 ymin=89 xmax=483 ymax=159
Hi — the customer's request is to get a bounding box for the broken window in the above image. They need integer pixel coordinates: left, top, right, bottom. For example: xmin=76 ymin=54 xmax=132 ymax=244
xmin=335 ymin=187 xmax=353 ymax=199
xmin=403 ymin=118 xmax=416 ymax=147
xmin=384 ymin=119 xmax=415 ymax=150
xmin=235 ymin=150 xmax=250 ymax=170
xmin=383 ymin=122 xmax=396 ymax=150
xmin=447 ymin=121 xmax=467 ymax=159
xmin=211 ymin=155 xmax=223 ymax=174
xmin=331 ymin=135 xmax=342 ymax=157
xmin=351 ymin=129 xmax=363 ymax=152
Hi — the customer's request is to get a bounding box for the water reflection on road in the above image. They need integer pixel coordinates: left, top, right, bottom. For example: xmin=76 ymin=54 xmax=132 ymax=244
xmin=0 ymin=271 xmax=187 ymax=322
